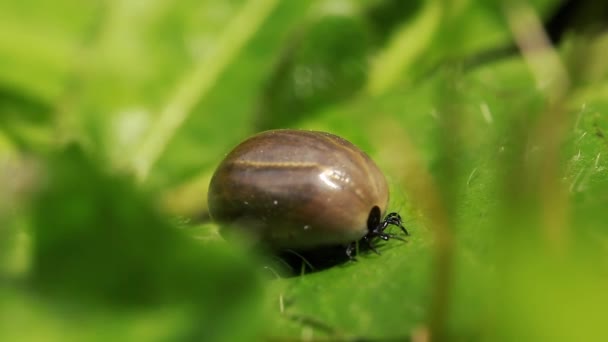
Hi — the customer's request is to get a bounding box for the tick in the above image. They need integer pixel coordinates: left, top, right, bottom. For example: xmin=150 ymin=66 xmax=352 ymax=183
xmin=207 ymin=129 xmax=408 ymax=258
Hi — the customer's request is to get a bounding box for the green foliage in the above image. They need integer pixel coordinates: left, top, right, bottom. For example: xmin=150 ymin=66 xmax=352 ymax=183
xmin=2 ymin=0 xmax=608 ymax=341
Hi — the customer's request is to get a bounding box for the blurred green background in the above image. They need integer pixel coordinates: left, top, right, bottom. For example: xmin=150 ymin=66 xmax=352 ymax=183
xmin=2 ymin=0 xmax=608 ymax=340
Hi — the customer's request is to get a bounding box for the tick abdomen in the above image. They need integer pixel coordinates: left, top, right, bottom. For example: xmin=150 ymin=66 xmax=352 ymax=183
xmin=208 ymin=130 xmax=389 ymax=250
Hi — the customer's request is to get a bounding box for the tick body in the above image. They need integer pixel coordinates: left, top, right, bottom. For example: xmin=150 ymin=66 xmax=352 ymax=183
xmin=208 ymin=129 xmax=407 ymax=254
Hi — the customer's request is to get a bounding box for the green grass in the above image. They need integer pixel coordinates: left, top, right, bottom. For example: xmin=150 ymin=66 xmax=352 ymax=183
xmin=2 ymin=0 xmax=608 ymax=341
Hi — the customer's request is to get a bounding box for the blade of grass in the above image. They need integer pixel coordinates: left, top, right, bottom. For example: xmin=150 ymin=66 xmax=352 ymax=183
xmin=366 ymin=0 xmax=441 ymax=95
xmin=504 ymin=1 xmax=572 ymax=252
xmin=132 ymin=0 xmax=280 ymax=182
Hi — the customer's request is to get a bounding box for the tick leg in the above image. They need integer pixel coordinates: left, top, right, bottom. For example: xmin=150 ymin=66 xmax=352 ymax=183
xmin=383 ymin=212 xmax=409 ymax=236
xmin=345 ymin=242 xmax=358 ymax=261
xmin=383 ymin=233 xmax=405 ymax=242
xmin=363 ymin=236 xmax=381 ymax=255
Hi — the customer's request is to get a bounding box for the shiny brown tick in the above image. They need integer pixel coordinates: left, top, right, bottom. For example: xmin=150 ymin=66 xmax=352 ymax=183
xmin=208 ymin=129 xmax=408 ymax=259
